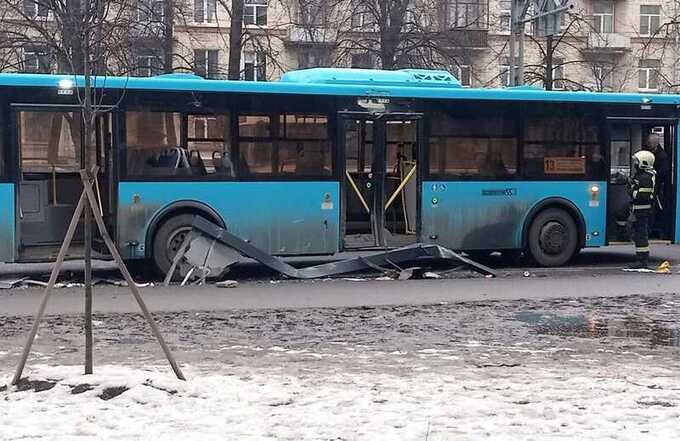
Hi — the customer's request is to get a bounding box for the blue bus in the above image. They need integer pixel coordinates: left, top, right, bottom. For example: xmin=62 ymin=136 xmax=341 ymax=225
xmin=0 ymin=68 xmax=678 ymax=272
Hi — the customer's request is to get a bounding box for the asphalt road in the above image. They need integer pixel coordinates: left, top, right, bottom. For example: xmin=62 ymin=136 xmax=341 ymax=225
xmin=1 ymin=244 xmax=680 ymax=316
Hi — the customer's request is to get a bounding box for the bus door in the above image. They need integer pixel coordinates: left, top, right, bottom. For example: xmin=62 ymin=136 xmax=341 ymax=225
xmin=606 ymin=118 xmax=677 ymax=242
xmin=339 ymin=112 xmax=422 ymax=249
xmin=14 ymin=107 xmax=111 ymax=258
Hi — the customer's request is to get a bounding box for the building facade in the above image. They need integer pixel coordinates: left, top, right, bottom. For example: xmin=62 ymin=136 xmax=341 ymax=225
xmin=2 ymin=0 xmax=680 ymax=93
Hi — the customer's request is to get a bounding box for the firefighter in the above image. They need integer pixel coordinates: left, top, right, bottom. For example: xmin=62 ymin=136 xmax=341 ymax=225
xmin=629 ymin=150 xmax=657 ymax=269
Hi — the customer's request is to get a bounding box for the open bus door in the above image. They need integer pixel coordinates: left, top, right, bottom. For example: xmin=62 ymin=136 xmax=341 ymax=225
xmin=338 ymin=112 xmax=423 ymax=249
xmin=13 ymin=106 xmax=113 ymax=261
xmin=606 ymin=118 xmax=677 ymax=243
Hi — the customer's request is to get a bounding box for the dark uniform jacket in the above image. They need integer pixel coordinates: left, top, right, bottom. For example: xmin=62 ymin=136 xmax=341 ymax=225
xmin=630 ymin=169 xmax=656 ymax=212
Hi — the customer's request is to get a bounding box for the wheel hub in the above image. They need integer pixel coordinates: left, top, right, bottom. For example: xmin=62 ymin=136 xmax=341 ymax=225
xmin=539 ymin=221 xmax=567 ymax=255
xmin=167 ymin=227 xmax=192 ymax=258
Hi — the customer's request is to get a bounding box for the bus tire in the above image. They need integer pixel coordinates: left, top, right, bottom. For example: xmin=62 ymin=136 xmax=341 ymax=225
xmin=527 ymin=208 xmax=578 ymax=267
xmin=152 ymin=213 xmax=201 ymax=278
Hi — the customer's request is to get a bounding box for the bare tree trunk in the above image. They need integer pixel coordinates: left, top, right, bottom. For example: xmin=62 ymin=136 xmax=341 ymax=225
xmin=163 ymin=0 xmax=175 ymax=73
xmin=228 ymin=0 xmax=244 ymax=80
xmin=545 ymin=35 xmax=553 ymax=90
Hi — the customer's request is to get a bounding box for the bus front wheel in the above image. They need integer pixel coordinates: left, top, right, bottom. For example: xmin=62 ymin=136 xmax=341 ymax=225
xmin=527 ymin=208 xmax=578 ymax=267
xmin=152 ymin=214 xmax=201 ymax=278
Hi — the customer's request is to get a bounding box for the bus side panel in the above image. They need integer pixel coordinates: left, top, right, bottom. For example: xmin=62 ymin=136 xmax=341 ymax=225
xmin=675 ymin=122 xmax=680 ymax=244
xmin=117 ymin=181 xmax=340 ymax=259
xmin=421 ymin=181 xmax=607 ymax=250
xmin=0 ymin=183 xmax=15 ymax=262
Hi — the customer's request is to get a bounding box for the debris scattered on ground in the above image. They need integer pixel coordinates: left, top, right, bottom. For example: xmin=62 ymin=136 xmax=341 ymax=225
xmin=13 ymin=378 xmax=57 ymax=393
xmin=523 ymin=271 xmax=531 ymax=277
xmin=216 ymin=280 xmax=238 ymax=288
xmin=99 ymin=386 xmax=129 ymax=401
xmin=656 ymin=261 xmax=671 ymax=273
xmin=422 ymin=272 xmax=442 ymax=279
xmin=342 ymin=278 xmax=367 ymax=282
xmin=70 ymin=384 xmax=95 ymax=395
xmin=0 ymin=277 xmax=28 ymax=289
xmin=374 ymin=276 xmax=394 ymax=281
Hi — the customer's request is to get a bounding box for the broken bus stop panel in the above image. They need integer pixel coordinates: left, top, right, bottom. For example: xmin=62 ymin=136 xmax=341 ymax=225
xmin=165 ymin=215 xmax=497 ymax=283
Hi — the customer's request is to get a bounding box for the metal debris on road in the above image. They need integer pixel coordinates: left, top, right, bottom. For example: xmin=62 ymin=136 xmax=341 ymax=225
xmin=215 ymin=280 xmax=238 ymax=288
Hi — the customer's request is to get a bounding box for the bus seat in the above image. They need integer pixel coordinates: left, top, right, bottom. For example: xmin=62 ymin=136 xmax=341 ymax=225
xmin=189 ymin=150 xmax=207 ymax=176
xmin=296 ymin=146 xmax=326 ymax=175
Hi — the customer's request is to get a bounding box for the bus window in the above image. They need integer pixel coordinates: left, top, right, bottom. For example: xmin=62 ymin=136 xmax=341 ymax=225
xmin=187 ymin=114 xmax=232 ymax=176
xmin=238 ymin=114 xmax=331 ymax=177
xmin=523 ymin=110 xmax=605 ymax=180
xmin=429 ymin=114 xmax=518 ymax=179
xmin=19 ymin=111 xmax=80 ymax=173
xmin=125 ymin=111 xmax=182 ymax=177
xmin=0 ymin=110 xmax=5 ymax=179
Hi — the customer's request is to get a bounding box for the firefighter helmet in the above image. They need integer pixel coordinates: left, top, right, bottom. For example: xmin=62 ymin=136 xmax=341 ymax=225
xmin=633 ymin=150 xmax=655 ymax=170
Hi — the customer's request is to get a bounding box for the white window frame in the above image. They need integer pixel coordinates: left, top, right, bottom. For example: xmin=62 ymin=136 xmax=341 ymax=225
xmin=244 ymin=0 xmax=267 ymax=26
xmin=194 ymin=0 xmax=217 ymax=24
xmin=452 ymin=64 xmax=472 ymax=87
xmin=137 ymin=53 xmax=163 ymax=77
xmin=194 ymin=49 xmax=219 ymax=79
xmin=593 ymin=1 xmax=614 ymax=34
xmin=639 ymin=5 xmax=661 ymax=37
xmin=23 ymin=47 xmax=50 ymax=73
xmin=242 ymin=51 xmax=266 ymax=81
xmin=500 ymin=61 xmax=518 ymax=87
xmin=593 ymin=66 xmax=613 ymax=91
xmin=638 ymin=60 xmax=660 ymax=91
xmin=499 ymin=1 xmax=511 ymax=33
xmin=24 ymin=0 xmax=49 ymax=19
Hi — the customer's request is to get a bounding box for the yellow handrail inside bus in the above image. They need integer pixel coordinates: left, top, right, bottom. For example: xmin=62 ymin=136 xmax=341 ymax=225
xmin=345 ymin=170 xmax=370 ymax=214
xmin=385 ymin=162 xmax=416 ymax=210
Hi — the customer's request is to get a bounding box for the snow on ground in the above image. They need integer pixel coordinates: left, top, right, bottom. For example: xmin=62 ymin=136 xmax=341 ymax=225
xmin=1 ymin=359 xmax=679 ymax=441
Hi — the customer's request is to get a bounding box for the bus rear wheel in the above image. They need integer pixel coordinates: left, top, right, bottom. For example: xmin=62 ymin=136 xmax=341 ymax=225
xmin=527 ymin=208 xmax=578 ymax=267
xmin=152 ymin=214 xmax=201 ymax=279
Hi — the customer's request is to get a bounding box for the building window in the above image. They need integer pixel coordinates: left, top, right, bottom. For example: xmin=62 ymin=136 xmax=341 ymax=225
xmin=640 ymin=5 xmax=661 ymax=36
xmin=351 ymin=2 xmax=370 ymax=28
xmin=244 ymin=0 xmax=267 ymax=26
xmin=298 ymin=47 xmax=331 ymax=68
xmin=23 ymin=47 xmax=50 ymax=73
xmin=136 ymin=51 xmax=163 ymax=77
xmin=638 ymin=59 xmax=660 ymax=91
xmin=23 ymin=0 xmax=48 ymax=18
xmin=243 ymin=51 xmax=266 ymax=81
xmin=593 ymin=65 xmax=613 ymax=91
xmin=452 ymin=64 xmax=471 ymax=87
xmin=593 ymin=1 xmax=614 ymax=34
xmin=137 ymin=0 xmax=164 ymax=23
xmin=351 ymin=52 xmax=371 ymax=69
xmin=194 ymin=49 xmax=219 ymax=79
xmin=447 ymin=0 xmax=486 ymax=28
xmin=194 ymin=0 xmax=216 ymax=23
xmin=500 ymin=58 xmax=518 ymax=87
xmin=499 ymin=0 xmax=511 ymax=32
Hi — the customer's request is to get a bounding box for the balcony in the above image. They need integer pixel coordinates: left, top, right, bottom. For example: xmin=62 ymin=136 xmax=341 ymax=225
xmin=439 ymin=29 xmax=488 ymax=49
xmin=286 ymin=26 xmax=336 ymax=45
xmin=583 ymin=33 xmax=631 ymax=54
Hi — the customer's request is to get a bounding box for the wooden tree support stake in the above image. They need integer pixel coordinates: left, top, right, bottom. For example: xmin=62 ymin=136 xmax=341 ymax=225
xmin=12 ymin=167 xmax=185 ymax=385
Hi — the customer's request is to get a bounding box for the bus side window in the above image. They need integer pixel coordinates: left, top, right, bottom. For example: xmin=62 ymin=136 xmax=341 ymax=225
xmin=429 ymin=112 xmax=518 ymax=179
xmin=522 ymin=106 xmax=605 ymax=181
xmin=238 ymin=114 xmax=332 ymax=178
xmin=125 ymin=111 xmax=182 ymax=177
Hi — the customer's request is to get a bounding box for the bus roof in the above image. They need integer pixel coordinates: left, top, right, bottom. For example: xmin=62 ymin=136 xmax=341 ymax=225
xmin=1 ymin=68 xmax=679 ymax=106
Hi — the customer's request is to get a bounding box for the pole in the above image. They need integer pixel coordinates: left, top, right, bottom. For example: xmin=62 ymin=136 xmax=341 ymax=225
xmin=546 ymin=34 xmax=553 ymax=90
xmin=12 ymin=193 xmax=87 ymax=385
xmin=79 ymin=169 xmax=186 ymax=381
xmin=509 ymin=0 xmax=517 ymax=86
xmin=82 ymin=46 xmax=94 ymax=376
